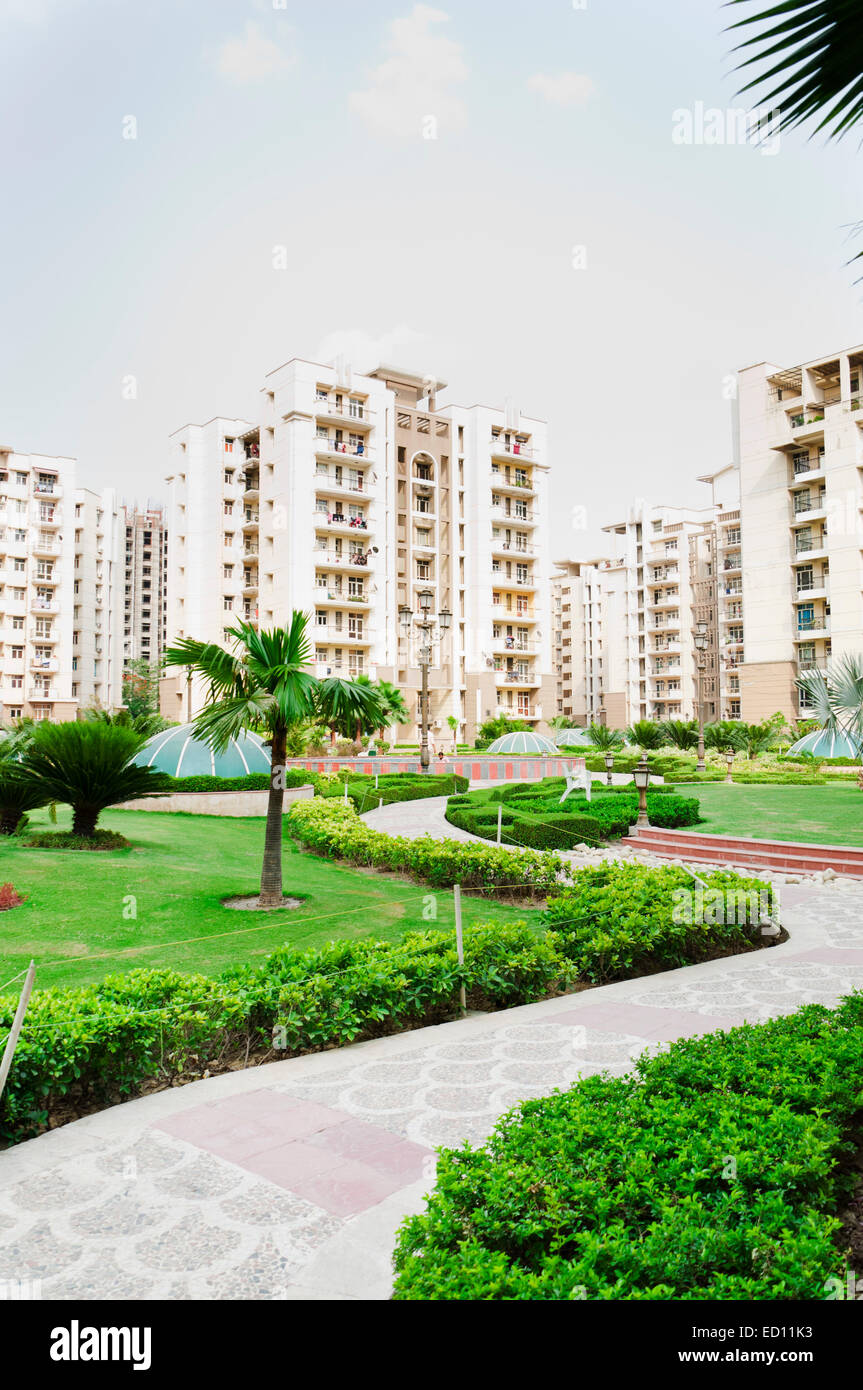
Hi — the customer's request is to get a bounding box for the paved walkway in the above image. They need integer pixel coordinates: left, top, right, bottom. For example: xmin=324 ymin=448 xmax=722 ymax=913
xmin=2 ymin=870 xmax=862 ymax=1300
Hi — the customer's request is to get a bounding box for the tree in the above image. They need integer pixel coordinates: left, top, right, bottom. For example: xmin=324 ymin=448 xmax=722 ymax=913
xmin=627 ymin=720 xmax=667 ymax=751
xmin=736 ymin=720 xmax=778 ymax=761
xmin=375 ymin=681 xmax=411 ymax=741
xmin=704 ymin=720 xmax=745 ymax=753
xmin=549 ymin=714 xmax=578 ymax=731
xmin=122 ymin=659 xmax=161 ymax=721
xmin=797 ymin=653 xmax=863 ymax=760
xmin=20 ymin=721 xmax=170 ymax=838
xmin=478 ymin=715 xmax=530 ymax=744
xmin=447 ymin=714 xmax=460 ymax=752
xmin=165 ymin=616 xmax=319 ymax=907
xmin=586 ymin=724 xmax=625 ymax=753
xmin=82 ymin=705 xmax=167 ymax=739
xmin=729 ymin=1 xmax=863 ymax=141
xmin=662 ymin=719 xmax=699 ymax=751
xmin=0 ymin=726 xmax=48 ymax=835
xmin=315 ymin=676 xmax=381 ymax=746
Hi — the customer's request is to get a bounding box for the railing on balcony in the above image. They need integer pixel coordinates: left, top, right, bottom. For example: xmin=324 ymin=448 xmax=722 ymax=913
xmin=490 ymin=438 xmax=535 ymax=460
xmin=314 ymin=437 xmax=371 ymax=459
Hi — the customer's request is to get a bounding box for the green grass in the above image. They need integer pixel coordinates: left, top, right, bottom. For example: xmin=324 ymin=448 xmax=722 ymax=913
xmin=0 ymin=807 xmax=539 ymax=992
xmin=681 ymin=780 xmax=863 ymax=847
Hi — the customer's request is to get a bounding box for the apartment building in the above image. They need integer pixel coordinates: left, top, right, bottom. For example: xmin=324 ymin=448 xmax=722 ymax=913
xmin=600 ymin=474 xmax=741 ymax=727
xmin=738 ymin=345 xmax=863 ymax=721
xmin=161 ymin=359 xmax=554 ymax=741
xmin=0 ymin=448 xmax=122 ymax=722
xmin=122 ymin=503 xmax=167 ymax=672
xmin=551 ymin=557 xmax=629 ymax=725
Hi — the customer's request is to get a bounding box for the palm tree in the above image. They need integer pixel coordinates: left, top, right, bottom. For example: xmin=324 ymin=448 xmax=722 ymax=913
xmin=729 ymin=2 xmax=863 ymax=141
xmin=736 ymin=720 xmax=778 ymax=761
xmin=586 ymin=724 xmax=625 ymax=753
xmin=20 ymin=721 xmax=171 ymax=838
xmin=797 ymin=654 xmax=863 ymax=760
xmin=165 ymin=616 xmax=319 ymax=907
xmin=375 ymin=680 xmax=411 ymax=742
xmin=627 ymin=720 xmax=667 ymax=751
xmin=662 ymin=719 xmax=699 ymax=752
xmin=81 ymin=706 xmax=168 ymax=739
xmin=549 ymin=714 xmax=578 ymax=731
xmin=447 ymin=714 xmax=460 ymax=752
xmin=315 ymin=675 xmax=381 ymax=747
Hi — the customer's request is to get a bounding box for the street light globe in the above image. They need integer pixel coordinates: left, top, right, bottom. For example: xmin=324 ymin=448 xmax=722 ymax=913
xmin=418 ymin=589 xmax=434 ymax=614
xmin=438 ymin=608 xmax=452 ymax=631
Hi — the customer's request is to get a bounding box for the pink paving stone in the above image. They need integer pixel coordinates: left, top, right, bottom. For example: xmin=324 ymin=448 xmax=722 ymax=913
xmin=291 ymin=1160 xmax=407 ymax=1218
xmin=241 ymin=1140 xmax=347 ymax=1185
xmin=154 ymin=1092 xmax=350 ymax=1146
xmin=304 ymin=1117 xmax=414 ymax=1162
xmin=546 ymin=1002 xmax=736 ymax=1041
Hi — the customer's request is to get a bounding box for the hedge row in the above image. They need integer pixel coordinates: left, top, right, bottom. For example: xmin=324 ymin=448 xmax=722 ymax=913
xmin=0 ymin=922 xmax=573 ymax=1147
xmin=318 ymin=773 xmax=468 ymax=812
xmin=446 ymin=786 xmax=701 ymax=848
xmin=285 ymin=797 xmax=567 ymax=894
xmin=392 ymin=994 xmax=862 ymax=1300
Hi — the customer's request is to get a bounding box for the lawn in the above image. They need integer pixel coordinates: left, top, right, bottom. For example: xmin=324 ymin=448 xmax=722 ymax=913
xmin=0 ymin=807 xmax=539 ymax=992
xmin=682 ymin=780 xmax=863 ymax=847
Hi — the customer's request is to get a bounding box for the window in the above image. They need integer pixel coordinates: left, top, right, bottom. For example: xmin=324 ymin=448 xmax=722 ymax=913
xmin=224 ymin=565 xmax=233 ymax=579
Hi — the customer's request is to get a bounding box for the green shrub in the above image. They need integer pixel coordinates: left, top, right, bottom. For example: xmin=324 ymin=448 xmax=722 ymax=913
xmin=23 ymin=830 xmax=131 ymax=851
xmin=393 ymin=995 xmax=861 ymax=1300
xmin=544 ymin=862 xmax=769 ymax=983
xmin=0 ymin=922 xmax=575 ymax=1147
xmin=286 ymin=798 xmax=566 ymax=896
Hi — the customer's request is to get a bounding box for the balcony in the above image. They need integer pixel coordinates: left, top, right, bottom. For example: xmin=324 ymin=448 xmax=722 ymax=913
xmin=496 ymin=704 xmax=540 ymax=722
xmin=28 ymin=686 xmax=54 ymax=700
xmin=30 ymin=657 xmax=58 ymax=673
xmin=793 ymin=582 xmax=829 ymax=603
xmin=314 ymin=589 xmax=370 ymax=608
xmin=314 ymin=438 xmax=374 ymax=464
xmin=314 ymin=470 xmax=368 ymax=499
xmin=491 ymin=504 xmax=537 ymax=528
xmin=490 ymin=470 xmax=536 ymax=498
xmin=33 ymin=482 xmax=61 ymax=498
xmin=31 ymin=537 xmax=59 ymax=557
xmin=313 ymin=398 xmax=373 ymax=429
xmin=33 ymin=509 xmax=61 ymax=528
xmin=243 ymin=544 xmax=259 ymax=559
xmin=495 ymin=671 xmax=540 ymax=689
xmin=314 ymin=626 xmax=370 ymax=647
xmin=492 ymin=637 xmax=538 ymax=654
xmin=648 ymin=594 xmax=680 ymax=610
xmin=490 ymin=438 xmax=535 ymax=462
xmin=30 ymin=597 xmax=58 ymax=614
xmin=314 ymin=511 xmax=373 ymax=538
xmin=313 ymin=548 xmax=376 ymax=572
xmin=793 ymin=541 xmax=829 ymax=563
xmin=243 ymin=478 xmax=260 ymax=502
xmin=794 ymin=617 xmax=831 ymax=639
xmin=723 ymin=556 xmax=743 ymax=573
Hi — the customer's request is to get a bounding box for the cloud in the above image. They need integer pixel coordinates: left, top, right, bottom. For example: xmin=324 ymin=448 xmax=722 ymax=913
xmin=349 ymin=5 xmax=468 ymax=141
xmin=213 ymin=21 xmax=295 ymax=85
xmin=315 ymin=326 xmax=427 ymax=374
xmin=527 ymin=72 xmax=596 ymax=108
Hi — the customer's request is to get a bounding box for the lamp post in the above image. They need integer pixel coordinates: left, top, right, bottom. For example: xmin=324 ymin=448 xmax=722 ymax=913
xmin=604 ymin=751 xmax=615 ymax=787
xmin=725 ymin=749 xmax=735 ymax=784
xmin=694 ymin=620 xmax=709 ymax=774
xmin=400 ymin=592 xmax=452 ymax=773
xmin=633 ymin=755 xmax=650 ymax=828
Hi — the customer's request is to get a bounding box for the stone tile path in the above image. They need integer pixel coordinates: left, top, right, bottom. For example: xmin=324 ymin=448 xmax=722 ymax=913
xmin=1 ymin=871 xmax=862 ymax=1300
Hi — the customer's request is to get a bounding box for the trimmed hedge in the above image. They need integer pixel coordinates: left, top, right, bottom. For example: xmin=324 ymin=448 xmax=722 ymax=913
xmin=286 ymin=797 xmax=567 ymax=895
xmin=319 ymin=773 xmax=468 ymax=811
xmin=447 ymin=782 xmax=702 ymax=846
xmin=543 ymin=861 xmax=771 ymax=983
xmin=392 ymin=994 xmax=863 ymax=1300
xmin=0 ymin=921 xmax=576 ymax=1147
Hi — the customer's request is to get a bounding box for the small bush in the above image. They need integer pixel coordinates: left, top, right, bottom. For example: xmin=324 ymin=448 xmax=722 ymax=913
xmin=24 ymin=830 xmax=131 ymax=851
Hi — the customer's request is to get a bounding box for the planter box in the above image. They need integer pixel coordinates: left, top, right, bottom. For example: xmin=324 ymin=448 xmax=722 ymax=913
xmin=116 ymin=785 xmax=315 ymax=817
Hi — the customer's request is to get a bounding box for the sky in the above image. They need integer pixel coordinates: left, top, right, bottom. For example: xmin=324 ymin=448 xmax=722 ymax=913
xmin=1 ymin=0 xmax=861 ymax=559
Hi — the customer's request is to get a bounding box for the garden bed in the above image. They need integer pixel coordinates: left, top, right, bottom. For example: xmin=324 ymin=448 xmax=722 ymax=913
xmin=392 ymin=994 xmax=863 ymax=1300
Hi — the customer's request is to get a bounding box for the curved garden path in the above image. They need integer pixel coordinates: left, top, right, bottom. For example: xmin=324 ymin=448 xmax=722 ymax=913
xmin=2 ymin=808 xmax=862 ymax=1300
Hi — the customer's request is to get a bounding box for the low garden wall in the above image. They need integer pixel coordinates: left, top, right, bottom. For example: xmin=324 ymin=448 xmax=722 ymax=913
xmin=284 ymin=756 xmax=585 ymax=782
xmin=116 ymin=785 xmax=315 ymax=817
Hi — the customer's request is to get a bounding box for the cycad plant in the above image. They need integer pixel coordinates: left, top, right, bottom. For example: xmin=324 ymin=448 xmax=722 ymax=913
xmin=797 ymin=654 xmax=863 ymax=761
xmin=586 ymin=724 xmax=625 ymax=753
xmin=662 ymin=719 xmax=699 ymax=752
xmin=627 ymin=720 xmax=667 ymax=751
xmin=0 ymin=726 xmax=48 ymax=835
xmin=165 ymin=616 xmax=320 ymax=907
xmin=20 ymin=721 xmax=170 ymax=839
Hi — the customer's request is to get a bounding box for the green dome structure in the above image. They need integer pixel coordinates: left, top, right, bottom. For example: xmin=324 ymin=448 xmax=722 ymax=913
xmin=486 ymin=731 xmax=560 ymax=755
xmin=132 ymin=724 xmax=271 ymax=778
xmin=553 ymin=728 xmax=592 ymax=749
xmin=788 ymin=728 xmax=862 ymax=760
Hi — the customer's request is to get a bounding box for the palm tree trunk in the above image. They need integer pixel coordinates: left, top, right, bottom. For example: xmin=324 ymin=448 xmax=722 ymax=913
xmin=259 ymin=729 xmax=286 ymax=907
xmin=72 ymin=805 xmax=99 ymax=838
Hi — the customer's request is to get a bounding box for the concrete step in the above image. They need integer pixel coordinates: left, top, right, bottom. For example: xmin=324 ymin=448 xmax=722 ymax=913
xmin=620 ymin=826 xmax=863 ymax=877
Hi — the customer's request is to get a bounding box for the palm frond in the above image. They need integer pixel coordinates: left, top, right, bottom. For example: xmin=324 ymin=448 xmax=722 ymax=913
xmin=727 ymin=0 xmax=863 ymax=138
